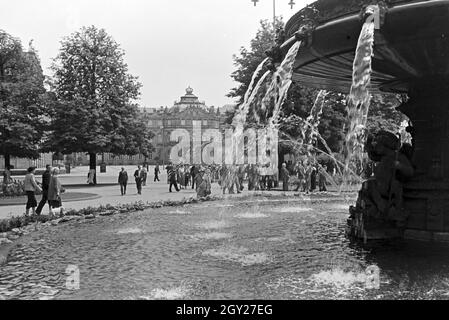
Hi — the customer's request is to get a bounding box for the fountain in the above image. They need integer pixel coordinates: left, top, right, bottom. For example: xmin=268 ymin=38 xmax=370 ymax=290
xmin=277 ymin=0 xmax=449 ymax=241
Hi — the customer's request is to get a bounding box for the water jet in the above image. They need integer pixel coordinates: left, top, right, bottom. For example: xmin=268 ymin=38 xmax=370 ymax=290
xmin=281 ymin=0 xmax=449 ymax=241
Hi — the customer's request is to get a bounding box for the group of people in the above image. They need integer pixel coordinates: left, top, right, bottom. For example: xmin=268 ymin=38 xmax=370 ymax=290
xmin=117 ymin=165 xmax=150 ymax=195
xmin=164 ymin=163 xmax=212 ymax=197
xmin=25 ymin=165 xmax=65 ymax=216
xmin=115 ymin=160 xmax=330 ymax=198
xmin=281 ymin=161 xmax=328 ymax=193
xmin=163 ymin=163 xmax=277 ymax=196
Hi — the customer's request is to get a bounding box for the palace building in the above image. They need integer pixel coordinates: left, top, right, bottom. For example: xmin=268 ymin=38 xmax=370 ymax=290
xmin=141 ymin=87 xmax=229 ymax=164
xmin=72 ymin=87 xmax=230 ymax=166
xmin=2 ymin=87 xmax=232 ymax=169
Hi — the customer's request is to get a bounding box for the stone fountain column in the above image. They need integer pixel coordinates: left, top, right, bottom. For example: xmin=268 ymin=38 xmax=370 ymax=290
xmin=399 ymin=81 xmax=449 ymax=239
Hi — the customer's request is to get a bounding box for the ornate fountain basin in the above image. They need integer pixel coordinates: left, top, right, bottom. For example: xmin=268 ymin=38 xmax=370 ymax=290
xmin=285 ymin=0 xmax=449 ymax=94
xmin=286 ymin=0 xmax=449 ymax=241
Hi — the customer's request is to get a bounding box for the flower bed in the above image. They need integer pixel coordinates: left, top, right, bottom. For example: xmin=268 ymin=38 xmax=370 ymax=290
xmin=0 ymin=180 xmax=43 ymax=198
xmin=0 ymin=195 xmax=222 ymax=234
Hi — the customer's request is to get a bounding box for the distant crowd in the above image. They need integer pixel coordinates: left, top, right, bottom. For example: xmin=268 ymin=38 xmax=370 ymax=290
xmin=119 ymin=161 xmax=332 ymax=198
xmin=1 ymin=159 xmax=333 ymax=217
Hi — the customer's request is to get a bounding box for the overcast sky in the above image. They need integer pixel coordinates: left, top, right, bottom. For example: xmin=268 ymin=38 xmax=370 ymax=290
xmin=2 ymin=0 xmax=310 ymax=108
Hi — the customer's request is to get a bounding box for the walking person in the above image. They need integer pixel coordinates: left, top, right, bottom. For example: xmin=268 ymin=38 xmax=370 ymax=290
xmin=310 ymin=166 xmax=317 ymax=192
xmin=36 ymin=165 xmax=52 ymax=215
xmin=204 ymin=168 xmax=212 ymax=196
xmin=134 ymin=165 xmax=143 ymax=195
xmin=190 ymin=165 xmax=197 ymax=189
xmin=184 ymin=164 xmax=191 ymax=188
xmin=168 ymin=164 xmax=179 ymax=192
xmin=237 ymin=165 xmax=245 ymax=192
xmin=196 ymin=167 xmax=211 ymax=198
xmin=24 ymin=166 xmax=42 ymax=216
xmin=48 ymin=168 xmax=64 ymax=216
xmin=142 ymin=166 xmax=148 ymax=186
xmin=118 ymin=167 xmax=128 ymax=195
xmin=230 ymin=166 xmax=241 ymax=194
xmin=3 ymin=165 xmax=12 ymax=185
xmin=281 ymin=163 xmax=290 ymax=192
xmin=154 ymin=164 xmax=160 ymax=182
xmin=318 ymin=165 xmax=328 ymax=192
xmin=304 ymin=162 xmax=312 ymax=194
xmin=178 ymin=165 xmax=185 ymax=189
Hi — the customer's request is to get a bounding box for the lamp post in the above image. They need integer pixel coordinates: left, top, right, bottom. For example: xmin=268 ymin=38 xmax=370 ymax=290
xmin=251 ymin=0 xmax=296 ymax=27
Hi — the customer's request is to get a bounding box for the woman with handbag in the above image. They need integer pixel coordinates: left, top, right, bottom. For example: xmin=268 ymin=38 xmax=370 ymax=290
xmin=48 ymin=167 xmax=65 ymax=216
xmin=24 ymin=166 xmax=42 ymax=216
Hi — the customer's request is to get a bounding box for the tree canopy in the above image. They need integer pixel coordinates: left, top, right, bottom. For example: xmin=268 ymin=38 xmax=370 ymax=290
xmin=45 ymin=26 xmax=153 ymax=166
xmin=0 ymin=30 xmax=48 ymax=167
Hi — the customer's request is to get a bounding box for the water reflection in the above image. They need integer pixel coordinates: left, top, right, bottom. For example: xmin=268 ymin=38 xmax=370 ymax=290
xmin=1 ymin=197 xmax=449 ymax=299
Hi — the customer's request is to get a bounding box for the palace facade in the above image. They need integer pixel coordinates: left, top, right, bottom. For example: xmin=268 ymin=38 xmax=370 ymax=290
xmin=3 ymin=87 xmax=233 ymax=169
xmin=73 ymin=87 xmax=231 ymax=166
xmin=142 ymin=87 xmax=228 ymax=164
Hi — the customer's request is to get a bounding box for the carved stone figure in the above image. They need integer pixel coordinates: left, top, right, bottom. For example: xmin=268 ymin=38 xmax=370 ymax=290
xmin=350 ymin=130 xmax=415 ymax=232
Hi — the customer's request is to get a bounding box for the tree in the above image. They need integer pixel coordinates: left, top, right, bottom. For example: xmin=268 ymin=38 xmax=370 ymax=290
xmin=46 ymin=26 xmax=147 ymax=183
xmin=118 ymin=112 xmax=155 ymax=164
xmin=0 ymin=30 xmax=48 ymax=168
xmin=228 ymin=19 xmax=284 ymax=106
xmin=367 ymin=93 xmax=407 ymax=133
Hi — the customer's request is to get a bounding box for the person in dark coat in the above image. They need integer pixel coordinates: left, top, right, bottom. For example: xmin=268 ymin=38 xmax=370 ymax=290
xmin=280 ymin=163 xmax=290 ymax=191
xmin=190 ymin=165 xmax=198 ymax=189
xmin=118 ymin=167 xmax=128 ymax=195
xmin=142 ymin=167 xmax=148 ymax=186
xmin=184 ymin=165 xmax=191 ymax=188
xmin=154 ymin=164 xmax=160 ymax=182
xmin=310 ymin=166 xmax=317 ymax=192
xmin=168 ymin=164 xmax=179 ymax=192
xmin=134 ymin=165 xmax=144 ymax=195
xmin=36 ymin=165 xmax=52 ymax=215
xmin=318 ymin=165 xmax=327 ymax=192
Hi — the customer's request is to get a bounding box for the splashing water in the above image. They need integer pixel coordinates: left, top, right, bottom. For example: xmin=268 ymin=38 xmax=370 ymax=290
xmin=399 ymin=120 xmax=412 ymax=145
xmin=243 ymin=58 xmax=269 ymax=108
xmin=232 ymin=58 xmax=269 ymax=131
xmin=344 ymin=18 xmax=375 ymax=174
xmin=233 ymin=71 xmax=271 ymax=135
xmin=276 ymin=89 xmax=353 ymax=188
xmin=265 ymin=41 xmax=302 ymax=130
xmin=310 ymin=267 xmax=368 ymax=288
xmin=141 ymin=285 xmax=191 ymax=300
xmin=305 ymin=90 xmax=328 ymax=147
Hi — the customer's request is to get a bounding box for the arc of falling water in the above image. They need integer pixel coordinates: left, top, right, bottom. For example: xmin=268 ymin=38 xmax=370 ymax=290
xmin=263 ymin=41 xmax=303 ymax=131
xmin=344 ymin=11 xmax=376 ymax=175
xmin=305 ymin=90 xmax=328 ymax=147
xmin=232 ymin=58 xmax=269 ymax=130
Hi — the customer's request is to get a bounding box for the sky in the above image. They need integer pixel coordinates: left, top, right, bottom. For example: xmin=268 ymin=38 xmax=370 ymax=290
xmin=1 ymin=0 xmax=311 ymax=108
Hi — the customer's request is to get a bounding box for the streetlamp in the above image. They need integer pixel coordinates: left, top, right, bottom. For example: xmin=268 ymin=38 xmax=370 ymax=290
xmin=251 ymin=0 xmax=296 ymax=26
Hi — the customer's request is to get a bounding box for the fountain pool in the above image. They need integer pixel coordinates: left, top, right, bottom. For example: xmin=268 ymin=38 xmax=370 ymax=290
xmin=2 ymin=195 xmax=449 ymax=300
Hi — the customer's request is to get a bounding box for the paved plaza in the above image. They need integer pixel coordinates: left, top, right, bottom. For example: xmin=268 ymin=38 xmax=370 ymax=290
xmin=0 ymin=165 xmax=233 ymax=219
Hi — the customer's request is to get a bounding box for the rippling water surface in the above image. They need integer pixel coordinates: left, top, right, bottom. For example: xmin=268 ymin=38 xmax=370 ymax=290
xmin=2 ymin=196 xmax=449 ymax=300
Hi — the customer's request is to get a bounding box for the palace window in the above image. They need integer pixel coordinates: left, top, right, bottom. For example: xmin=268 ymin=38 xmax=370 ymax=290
xmin=181 ymin=120 xmax=185 ymax=126
xmin=203 ymin=120 xmax=208 ymax=126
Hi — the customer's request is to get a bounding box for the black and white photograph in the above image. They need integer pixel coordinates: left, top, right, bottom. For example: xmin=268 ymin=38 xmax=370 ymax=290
xmin=1 ymin=0 xmax=449 ymax=307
